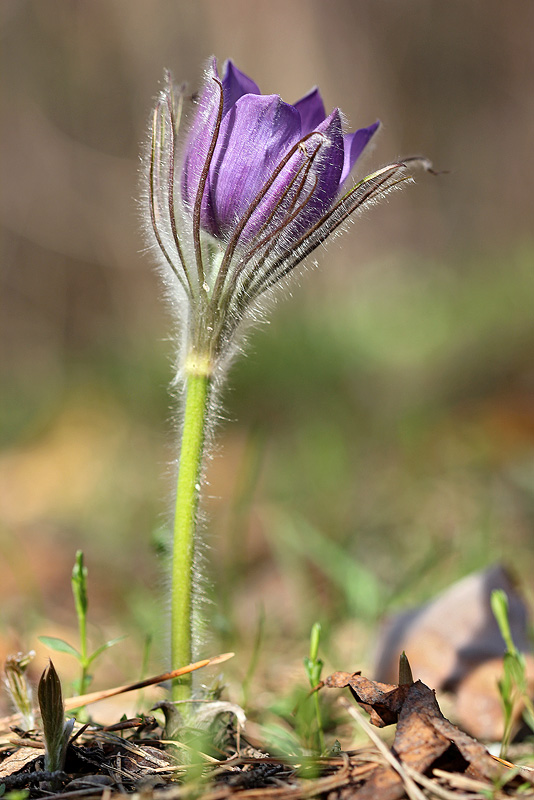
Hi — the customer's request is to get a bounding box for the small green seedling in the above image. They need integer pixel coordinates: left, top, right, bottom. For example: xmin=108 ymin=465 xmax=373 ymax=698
xmin=303 ymin=621 xmax=325 ymax=754
xmin=491 ymin=588 xmax=534 ymax=759
xmin=3 ymin=651 xmax=35 ymax=730
xmin=39 ymin=551 xmax=125 ymax=702
xmin=38 ymin=660 xmax=75 ymax=787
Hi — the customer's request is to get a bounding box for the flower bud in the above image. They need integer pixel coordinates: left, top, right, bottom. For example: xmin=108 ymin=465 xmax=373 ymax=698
xmin=144 ymin=58 xmax=411 ymax=376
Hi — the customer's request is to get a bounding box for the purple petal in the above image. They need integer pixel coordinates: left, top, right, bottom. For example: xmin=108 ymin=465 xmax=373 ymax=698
xmin=182 ymin=58 xmax=379 ymax=247
xmin=181 ymin=58 xmax=222 ymax=210
xmin=204 ymin=93 xmax=302 ymax=239
xmin=294 ymin=87 xmax=326 ymax=134
xmin=222 ymin=60 xmax=260 ymax=116
xmin=287 ymin=109 xmax=345 ymax=236
xmin=341 ymin=120 xmax=380 ymax=183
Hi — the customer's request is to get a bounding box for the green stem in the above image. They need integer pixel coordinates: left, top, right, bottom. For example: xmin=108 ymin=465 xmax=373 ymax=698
xmin=313 ymin=690 xmax=325 ymax=754
xmin=171 ymin=368 xmax=211 ymax=700
xmin=79 ymin=613 xmax=88 ymax=694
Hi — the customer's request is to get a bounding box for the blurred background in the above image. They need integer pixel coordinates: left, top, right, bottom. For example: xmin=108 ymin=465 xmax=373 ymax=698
xmin=2 ymin=0 xmax=534 ymax=717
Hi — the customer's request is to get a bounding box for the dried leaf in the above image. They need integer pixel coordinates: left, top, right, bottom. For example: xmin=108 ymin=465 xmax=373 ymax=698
xmin=393 ymin=680 xmax=502 ymax=781
xmin=324 ymin=671 xmax=410 ymax=726
xmin=327 ymin=670 xmax=509 ymax=786
xmin=0 ymin=747 xmax=44 ymax=779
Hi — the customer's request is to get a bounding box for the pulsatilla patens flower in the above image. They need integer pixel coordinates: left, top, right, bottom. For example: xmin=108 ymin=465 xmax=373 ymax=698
xmin=147 ymin=58 xmax=411 ymax=376
xmin=145 ymin=58 xmax=430 ymax=695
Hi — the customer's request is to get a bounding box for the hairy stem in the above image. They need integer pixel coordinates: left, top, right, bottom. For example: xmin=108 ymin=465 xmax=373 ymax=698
xmin=171 ymin=368 xmax=211 ymax=700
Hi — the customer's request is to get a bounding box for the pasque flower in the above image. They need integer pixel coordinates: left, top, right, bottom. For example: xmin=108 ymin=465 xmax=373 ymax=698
xmin=147 ymin=57 xmax=409 ymax=376
xmin=181 ymin=60 xmax=380 ymax=245
xmin=144 ymin=58 xmax=418 ymax=698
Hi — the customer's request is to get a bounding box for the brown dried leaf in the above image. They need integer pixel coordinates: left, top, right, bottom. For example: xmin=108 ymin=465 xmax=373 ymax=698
xmin=328 ymin=670 xmax=507 ymax=788
xmin=0 ymin=746 xmax=44 ymax=778
xmin=393 ymin=680 xmax=502 ymax=781
xmin=392 ymin=683 xmax=451 ymax=773
xmin=324 ymin=671 xmax=411 ymax=727
xmin=350 ymin=764 xmax=405 ymax=800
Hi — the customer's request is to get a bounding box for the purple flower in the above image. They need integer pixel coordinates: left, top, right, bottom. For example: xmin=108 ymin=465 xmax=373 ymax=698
xmin=181 ymin=58 xmax=380 ymax=244
xmin=146 ymin=58 xmax=411 ymax=372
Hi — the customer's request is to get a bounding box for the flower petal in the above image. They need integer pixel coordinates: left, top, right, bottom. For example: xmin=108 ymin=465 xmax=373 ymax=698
xmin=294 ymin=87 xmax=326 ymax=134
xmin=286 ymin=108 xmax=345 ymax=237
xmin=341 ymin=120 xmax=380 ymax=183
xmin=182 ymin=59 xmax=380 ymax=251
xmin=181 ymin=58 xmax=222 ymax=214
xmin=221 ymin=59 xmax=260 ymax=115
xmin=205 ymin=93 xmax=302 ymax=239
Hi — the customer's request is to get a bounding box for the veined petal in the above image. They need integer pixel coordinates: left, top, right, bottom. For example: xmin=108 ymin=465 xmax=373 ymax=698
xmin=221 ymin=59 xmax=260 ymax=115
xmin=282 ymin=108 xmax=345 ymax=237
xmin=181 ymin=58 xmax=222 ymax=212
xmin=205 ymin=93 xmax=302 ymax=239
xmin=341 ymin=120 xmax=380 ymax=183
xmin=294 ymin=87 xmax=326 ymax=134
